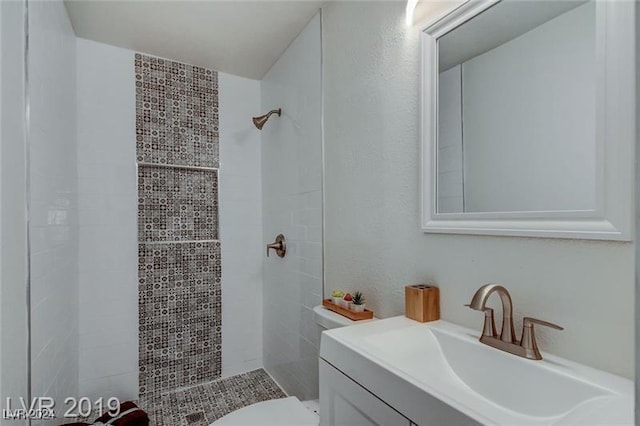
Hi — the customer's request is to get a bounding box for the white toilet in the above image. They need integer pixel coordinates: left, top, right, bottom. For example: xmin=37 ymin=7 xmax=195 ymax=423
xmin=211 ymin=305 xmax=374 ymax=426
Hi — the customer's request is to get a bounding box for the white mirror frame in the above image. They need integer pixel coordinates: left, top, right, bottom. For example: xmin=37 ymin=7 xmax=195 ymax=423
xmin=420 ymin=0 xmax=635 ymax=241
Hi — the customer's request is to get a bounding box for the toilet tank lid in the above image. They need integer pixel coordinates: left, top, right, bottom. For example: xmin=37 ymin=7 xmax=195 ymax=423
xmin=313 ymin=305 xmax=376 ymax=329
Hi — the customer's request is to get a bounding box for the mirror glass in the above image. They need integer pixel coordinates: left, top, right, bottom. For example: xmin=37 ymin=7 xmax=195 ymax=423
xmin=436 ymin=0 xmax=596 ymax=214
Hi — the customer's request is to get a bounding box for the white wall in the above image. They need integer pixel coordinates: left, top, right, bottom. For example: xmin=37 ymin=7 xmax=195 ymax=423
xmin=76 ymin=38 xmax=138 ymax=401
xmin=76 ymin=39 xmax=265 ymax=399
xmin=28 ymin=1 xmax=79 ymax=420
xmin=262 ymin=13 xmax=323 ymax=399
xmin=0 ymin=0 xmax=29 ymax=419
xmin=437 ymin=65 xmax=463 ymax=213
xmin=322 ymin=1 xmax=634 ymax=379
xmin=462 ymin=2 xmax=596 ymax=212
xmin=219 ymin=72 xmax=264 ymax=377
xmin=635 ymin=1 xmax=640 ymax=417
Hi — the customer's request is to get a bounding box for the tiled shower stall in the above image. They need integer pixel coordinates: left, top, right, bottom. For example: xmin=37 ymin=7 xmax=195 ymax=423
xmin=76 ymin=45 xmax=297 ymax=423
xmin=76 ymin=38 xmax=266 ymax=403
xmin=15 ymin=1 xmax=324 ymax=423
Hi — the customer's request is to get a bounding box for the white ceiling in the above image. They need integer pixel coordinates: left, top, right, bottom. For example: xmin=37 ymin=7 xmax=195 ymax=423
xmin=64 ymin=0 xmax=324 ymax=80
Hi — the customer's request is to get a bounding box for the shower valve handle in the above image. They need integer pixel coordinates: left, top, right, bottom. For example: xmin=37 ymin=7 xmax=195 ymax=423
xmin=266 ymin=234 xmax=286 ymax=258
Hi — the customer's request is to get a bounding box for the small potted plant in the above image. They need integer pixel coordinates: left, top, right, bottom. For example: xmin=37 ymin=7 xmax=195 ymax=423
xmin=331 ymin=290 xmax=344 ymax=305
xmin=351 ymin=291 xmax=366 ymax=312
xmin=342 ymin=293 xmax=353 ymax=309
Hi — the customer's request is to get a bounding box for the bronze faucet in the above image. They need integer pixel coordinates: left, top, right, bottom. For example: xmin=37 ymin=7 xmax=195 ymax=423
xmin=467 ymin=284 xmax=563 ymax=360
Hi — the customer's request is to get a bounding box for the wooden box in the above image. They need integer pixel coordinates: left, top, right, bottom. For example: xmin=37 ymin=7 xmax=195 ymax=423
xmin=405 ymin=285 xmax=439 ymax=322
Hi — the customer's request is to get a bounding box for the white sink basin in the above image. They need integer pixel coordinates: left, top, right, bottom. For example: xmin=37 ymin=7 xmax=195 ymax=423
xmin=320 ymin=317 xmax=633 ymax=425
xmin=429 ymin=327 xmax=607 ymax=418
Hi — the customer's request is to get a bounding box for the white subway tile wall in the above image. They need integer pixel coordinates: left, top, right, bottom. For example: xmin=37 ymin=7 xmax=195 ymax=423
xmin=76 ymin=38 xmax=139 ymax=401
xmin=0 ymin=0 xmax=30 ymax=405
xmin=261 ymin=13 xmax=323 ymax=400
xmin=29 ymin=0 xmax=79 ymax=421
xmin=218 ymin=72 xmax=264 ymax=378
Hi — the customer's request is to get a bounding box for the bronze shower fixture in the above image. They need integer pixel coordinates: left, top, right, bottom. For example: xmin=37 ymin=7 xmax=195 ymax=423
xmin=252 ymin=108 xmax=282 ymax=130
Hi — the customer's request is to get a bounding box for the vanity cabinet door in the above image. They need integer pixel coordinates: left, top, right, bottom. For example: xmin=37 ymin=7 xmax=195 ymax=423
xmin=320 ymin=359 xmax=412 ymax=426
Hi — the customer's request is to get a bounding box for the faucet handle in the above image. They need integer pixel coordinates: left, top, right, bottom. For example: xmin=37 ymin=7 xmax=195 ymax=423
xmin=266 ymin=234 xmax=286 ymax=258
xmin=523 ymin=317 xmax=563 ymax=331
xmin=520 ymin=317 xmax=564 ymax=360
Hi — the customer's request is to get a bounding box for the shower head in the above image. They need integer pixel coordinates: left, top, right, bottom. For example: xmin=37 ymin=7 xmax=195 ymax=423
xmin=252 ymin=108 xmax=281 ymax=130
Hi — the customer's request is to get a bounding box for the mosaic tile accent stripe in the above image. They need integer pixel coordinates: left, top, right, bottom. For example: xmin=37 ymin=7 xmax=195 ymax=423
xmin=138 ymin=241 xmax=222 ymax=399
xmin=135 ymin=53 xmax=219 ymax=168
xmin=136 ymin=53 xmax=222 ymax=403
xmin=138 ymin=165 xmax=219 ymax=242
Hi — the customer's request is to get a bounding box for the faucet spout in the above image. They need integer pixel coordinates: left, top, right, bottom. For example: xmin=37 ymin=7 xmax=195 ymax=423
xmin=468 ymin=284 xmax=516 ymax=343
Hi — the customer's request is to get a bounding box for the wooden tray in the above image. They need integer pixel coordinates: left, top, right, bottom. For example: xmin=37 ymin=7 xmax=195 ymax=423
xmin=322 ymin=299 xmax=374 ymax=321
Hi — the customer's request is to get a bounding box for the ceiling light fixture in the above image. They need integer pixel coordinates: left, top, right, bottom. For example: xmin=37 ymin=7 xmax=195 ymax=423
xmin=406 ymin=0 xmax=419 ymax=26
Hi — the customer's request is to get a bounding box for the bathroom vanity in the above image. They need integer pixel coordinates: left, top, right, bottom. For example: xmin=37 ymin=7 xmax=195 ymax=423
xmin=319 ymin=317 xmax=633 ymax=426
xmin=318 ymin=0 xmax=637 ymax=423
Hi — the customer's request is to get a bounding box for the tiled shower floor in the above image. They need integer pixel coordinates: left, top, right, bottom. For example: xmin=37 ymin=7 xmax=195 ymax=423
xmin=71 ymin=369 xmax=287 ymax=426
xmin=152 ymin=369 xmax=287 ymax=425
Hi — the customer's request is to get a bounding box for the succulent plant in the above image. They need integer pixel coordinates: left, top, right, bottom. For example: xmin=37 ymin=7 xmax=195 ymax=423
xmin=352 ymin=291 xmax=365 ymax=305
xmin=331 ymin=290 xmax=344 ymax=298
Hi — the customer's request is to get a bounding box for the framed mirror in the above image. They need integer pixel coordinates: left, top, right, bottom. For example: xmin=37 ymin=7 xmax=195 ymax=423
xmin=420 ymin=0 xmax=635 ymax=240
